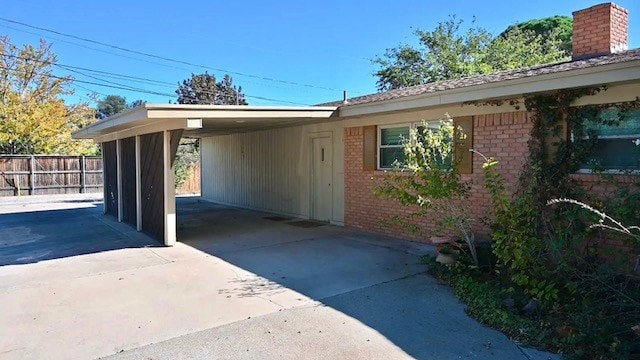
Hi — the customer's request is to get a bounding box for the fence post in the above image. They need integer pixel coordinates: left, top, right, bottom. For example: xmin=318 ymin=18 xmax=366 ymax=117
xmin=80 ymin=155 xmax=86 ymax=194
xmin=29 ymin=155 xmax=35 ymax=195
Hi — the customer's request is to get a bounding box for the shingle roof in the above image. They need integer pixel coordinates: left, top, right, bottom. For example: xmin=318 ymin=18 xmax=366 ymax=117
xmin=320 ymin=49 xmax=640 ymax=108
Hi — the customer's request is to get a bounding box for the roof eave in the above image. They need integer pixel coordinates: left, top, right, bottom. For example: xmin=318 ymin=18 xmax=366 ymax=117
xmin=72 ymin=106 xmax=150 ymax=139
xmin=338 ymin=59 xmax=640 ymax=118
xmin=72 ymin=105 xmax=338 ymax=140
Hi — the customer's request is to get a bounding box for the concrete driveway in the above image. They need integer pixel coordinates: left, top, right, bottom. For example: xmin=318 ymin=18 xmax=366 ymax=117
xmin=0 ymin=196 xmax=556 ymax=359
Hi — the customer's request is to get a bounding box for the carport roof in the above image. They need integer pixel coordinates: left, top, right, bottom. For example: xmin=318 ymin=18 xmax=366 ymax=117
xmin=73 ymin=104 xmax=338 ymax=142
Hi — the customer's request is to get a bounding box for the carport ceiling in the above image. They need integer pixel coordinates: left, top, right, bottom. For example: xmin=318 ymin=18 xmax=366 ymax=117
xmin=73 ymin=104 xmax=339 ymax=141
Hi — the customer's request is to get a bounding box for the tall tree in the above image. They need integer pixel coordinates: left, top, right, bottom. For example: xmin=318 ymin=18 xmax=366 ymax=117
xmin=374 ymin=16 xmax=569 ymax=91
xmin=173 ymin=73 xmax=246 ymax=187
xmin=485 ymin=26 xmax=568 ymax=71
xmin=0 ymin=36 xmax=96 ymax=155
xmin=96 ymin=95 xmax=127 ymax=119
xmin=95 ymin=95 xmax=146 ymax=119
xmin=128 ymin=99 xmax=146 ymax=108
xmin=501 ymin=16 xmax=573 ymax=55
xmin=176 ymin=72 xmax=247 ymax=105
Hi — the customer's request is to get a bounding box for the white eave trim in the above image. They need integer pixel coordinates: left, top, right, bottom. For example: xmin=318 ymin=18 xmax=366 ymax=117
xmin=338 ymin=60 xmax=640 ymax=117
xmin=73 ymin=106 xmax=149 ymax=139
xmin=72 ymin=105 xmax=337 ymax=140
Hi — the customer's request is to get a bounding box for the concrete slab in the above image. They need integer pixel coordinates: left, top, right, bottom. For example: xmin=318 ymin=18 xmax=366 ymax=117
xmin=0 ymin=192 xmax=103 ymax=206
xmin=0 ymin=196 xmax=560 ymax=360
xmin=107 ymin=274 xmax=547 ymax=360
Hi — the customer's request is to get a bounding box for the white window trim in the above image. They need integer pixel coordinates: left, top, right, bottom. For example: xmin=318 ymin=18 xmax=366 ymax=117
xmin=378 ymin=123 xmax=411 ymax=170
xmin=377 ymin=120 xmax=443 ymax=170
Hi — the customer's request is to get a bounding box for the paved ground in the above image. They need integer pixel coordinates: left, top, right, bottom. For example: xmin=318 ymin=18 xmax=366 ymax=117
xmin=0 ymin=195 xmax=559 ymax=359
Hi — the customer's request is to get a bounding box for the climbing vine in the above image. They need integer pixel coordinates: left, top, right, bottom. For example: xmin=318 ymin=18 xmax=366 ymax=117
xmin=481 ymin=86 xmax=640 ymax=357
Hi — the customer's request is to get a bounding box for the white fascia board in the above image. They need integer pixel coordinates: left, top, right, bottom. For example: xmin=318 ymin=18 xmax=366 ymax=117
xmin=72 ymin=106 xmax=149 ymax=139
xmin=92 ymin=119 xmax=191 ymax=143
xmin=339 ymin=61 xmax=640 ymax=118
xmin=146 ymin=107 xmax=337 ymax=120
xmin=73 ymin=106 xmax=338 ymax=140
xmin=144 ymin=104 xmax=337 ymax=112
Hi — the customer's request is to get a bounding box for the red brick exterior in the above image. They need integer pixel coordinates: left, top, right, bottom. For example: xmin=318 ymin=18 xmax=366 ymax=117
xmin=572 ymin=3 xmax=629 ymax=60
xmin=344 ymin=111 xmax=534 ymax=243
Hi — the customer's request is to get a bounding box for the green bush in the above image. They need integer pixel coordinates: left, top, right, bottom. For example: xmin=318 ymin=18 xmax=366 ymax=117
xmin=375 ymin=119 xmax=479 ymax=266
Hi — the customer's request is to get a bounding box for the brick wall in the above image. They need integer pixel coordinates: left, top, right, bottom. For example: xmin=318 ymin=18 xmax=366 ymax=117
xmin=344 ymin=111 xmax=534 ymax=243
xmin=572 ymin=3 xmax=629 ymax=60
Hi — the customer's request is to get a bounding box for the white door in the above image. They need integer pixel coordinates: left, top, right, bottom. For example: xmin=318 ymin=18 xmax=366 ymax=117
xmin=311 ymin=137 xmax=332 ymax=222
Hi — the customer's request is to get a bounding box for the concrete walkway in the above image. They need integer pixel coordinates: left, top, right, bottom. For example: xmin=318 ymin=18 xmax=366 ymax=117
xmin=0 ymin=195 xmax=558 ymax=359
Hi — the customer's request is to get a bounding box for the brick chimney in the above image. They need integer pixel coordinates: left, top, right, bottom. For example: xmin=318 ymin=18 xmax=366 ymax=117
xmin=572 ymin=3 xmax=629 ymax=60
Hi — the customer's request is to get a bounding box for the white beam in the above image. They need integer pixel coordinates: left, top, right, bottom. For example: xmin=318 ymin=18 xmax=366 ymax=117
xmin=102 ymin=144 xmax=107 ymax=215
xmin=73 ymin=107 xmax=336 ymax=140
xmin=116 ymin=139 xmax=123 ymax=222
xmin=135 ymin=135 xmax=142 ymax=231
xmin=163 ymin=130 xmax=177 ymax=246
xmin=91 ymin=119 xmax=192 ymax=143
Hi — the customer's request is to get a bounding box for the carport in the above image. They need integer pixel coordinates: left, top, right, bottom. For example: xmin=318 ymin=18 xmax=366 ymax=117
xmin=73 ymin=104 xmax=337 ymax=245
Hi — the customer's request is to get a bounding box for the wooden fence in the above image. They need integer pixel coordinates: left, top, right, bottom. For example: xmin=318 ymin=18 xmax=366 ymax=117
xmin=176 ymin=164 xmax=201 ymax=195
xmin=0 ymin=155 xmax=103 ymax=196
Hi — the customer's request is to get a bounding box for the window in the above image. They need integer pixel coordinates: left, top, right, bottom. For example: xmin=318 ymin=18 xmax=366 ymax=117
xmin=377 ymin=121 xmax=442 ymax=169
xmin=578 ymin=108 xmax=640 ymax=171
xmin=378 ymin=124 xmax=409 ymax=169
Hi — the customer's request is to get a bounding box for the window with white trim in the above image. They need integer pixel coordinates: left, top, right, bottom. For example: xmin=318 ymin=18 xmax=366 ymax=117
xmin=578 ymin=108 xmax=640 ymax=171
xmin=378 ymin=124 xmax=410 ymax=169
xmin=377 ymin=121 xmax=443 ymax=169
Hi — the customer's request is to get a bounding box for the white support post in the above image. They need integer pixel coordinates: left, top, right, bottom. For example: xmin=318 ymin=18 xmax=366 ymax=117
xmin=116 ymin=139 xmax=123 ymax=222
xmin=135 ymin=135 xmax=142 ymax=231
xmin=102 ymin=146 xmax=107 ymax=215
xmin=79 ymin=155 xmax=86 ymax=194
xmin=29 ymin=155 xmax=35 ymax=196
xmin=163 ymin=130 xmax=177 ymax=246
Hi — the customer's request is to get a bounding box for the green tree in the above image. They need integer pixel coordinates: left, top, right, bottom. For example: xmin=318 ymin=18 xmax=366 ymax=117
xmin=374 ymin=16 xmax=569 ymax=91
xmin=96 ymin=96 xmax=147 ymax=119
xmin=173 ymin=73 xmax=247 ymax=187
xmin=0 ymin=36 xmax=96 ymax=154
xmin=128 ymin=99 xmax=146 ymax=108
xmin=486 ymin=26 xmax=568 ymax=71
xmin=176 ymin=72 xmax=247 ymax=105
xmin=501 ymin=15 xmax=573 ymax=54
xmin=96 ymin=95 xmax=127 ymax=119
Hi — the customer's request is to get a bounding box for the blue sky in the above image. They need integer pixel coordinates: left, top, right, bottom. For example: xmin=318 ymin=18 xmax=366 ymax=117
xmin=2 ymin=1 xmax=639 ymax=107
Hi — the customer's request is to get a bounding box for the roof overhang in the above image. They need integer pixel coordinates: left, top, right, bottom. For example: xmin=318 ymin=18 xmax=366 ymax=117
xmin=338 ymin=59 xmax=640 ymax=118
xmin=73 ymin=105 xmax=338 ymax=143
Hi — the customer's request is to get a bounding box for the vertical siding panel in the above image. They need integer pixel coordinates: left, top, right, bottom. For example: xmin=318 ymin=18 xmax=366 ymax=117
xmin=199 ymin=122 xmax=343 ymax=222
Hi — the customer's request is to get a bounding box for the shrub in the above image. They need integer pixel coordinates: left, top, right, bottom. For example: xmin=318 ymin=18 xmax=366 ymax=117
xmin=375 ymin=118 xmax=479 ymax=266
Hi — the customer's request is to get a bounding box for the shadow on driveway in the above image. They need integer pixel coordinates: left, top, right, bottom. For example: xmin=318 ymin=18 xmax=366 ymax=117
xmin=0 ymin=196 xmax=551 ymax=359
xmin=176 ymin=198 xmax=539 ymax=359
xmin=0 ymin=202 xmax=159 ymax=266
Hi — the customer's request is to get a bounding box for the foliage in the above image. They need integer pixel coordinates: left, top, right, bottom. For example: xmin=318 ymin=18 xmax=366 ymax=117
xmin=548 ymin=198 xmax=640 ymax=244
xmin=500 ymin=15 xmax=573 ymax=55
xmin=375 ymin=119 xmax=478 ymax=266
xmin=426 ymin=256 xmax=543 ymax=345
xmin=128 ymin=99 xmax=146 ymax=108
xmin=373 ymin=16 xmax=569 ymax=91
xmin=96 ymin=95 xmax=127 ymax=119
xmin=429 ymin=252 xmax=640 ymax=358
xmin=485 ymin=26 xmax=568 ymax=72
xmin=455 ymin=90 xmax=640 ymax=358
xmin=174 ymin=138 xmax=199 ymax=188
xmin=95 ymin=95 xmax=146 ymax=119
xmin=0 ymin=36 xmax=96 ymax=155
xmin=176 ymin=72 xmax=247 ymax=105
xmin=479 ymin=154 xmax=559 ymax=301
xmin=173 ymin=73 xmax=247 ymax=186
